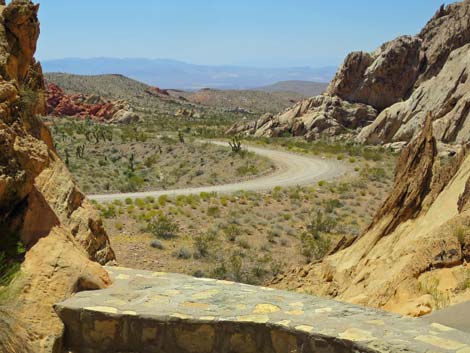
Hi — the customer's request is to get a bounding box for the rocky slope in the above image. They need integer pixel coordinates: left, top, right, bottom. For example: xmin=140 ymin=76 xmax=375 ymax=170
xmin=272 ymin=114 xmax=470 ymax=316
xmin=0 ymin=2 xmax=114 ymax=352
xmin=46 ymin=82 xmax=141 ymax=123
xmin=230 ymin=0 xmax=470 ymax=145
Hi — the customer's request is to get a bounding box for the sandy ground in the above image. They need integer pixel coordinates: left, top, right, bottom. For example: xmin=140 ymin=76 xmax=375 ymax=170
xmin=88 ymin=142 xmax=350 ymax=202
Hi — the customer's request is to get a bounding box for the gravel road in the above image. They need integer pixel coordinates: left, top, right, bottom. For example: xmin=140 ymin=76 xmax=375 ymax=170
xmin=88 ymin=141 xmax=350 ymax=202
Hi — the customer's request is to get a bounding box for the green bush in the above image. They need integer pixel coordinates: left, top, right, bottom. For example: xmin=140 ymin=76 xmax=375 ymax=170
xmin=193 ymin=231 xmax=218 ymax=258
xmin=307 ymin=209 xmax=338 ymax=236
xmin=158 ymin=195 xmax=168 ymax=207
xmin=147 ymin=215 xmax=179 ymax=239
xmin=207 ymin=206 xmax=221 ymax=218
xmin=300 ymin=232 xmax=331 ymax=262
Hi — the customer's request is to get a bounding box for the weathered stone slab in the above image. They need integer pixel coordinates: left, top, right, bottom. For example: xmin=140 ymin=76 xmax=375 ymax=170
xmin=55 ymin=267 xmax=470 ymax=353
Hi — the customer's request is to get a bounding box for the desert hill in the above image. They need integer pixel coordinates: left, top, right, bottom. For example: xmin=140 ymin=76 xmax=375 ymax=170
xmin=169 ymin=87 xmax=306 ymax=114
xmin=230 ymin=0 xmax=470 ymax=146
xmin=45 ymin=72 xmax=307 ymax=117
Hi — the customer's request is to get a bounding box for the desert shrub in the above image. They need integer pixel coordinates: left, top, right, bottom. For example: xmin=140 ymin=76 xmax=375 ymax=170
xmin=193 ymin=230 xmax=218 ymax=258
xmin=150 ymin=240 xmax=164 ymax=250
xmin=300 ymin=231 xmax=331 ymax=262
xmin=0 ymin=235 xmax=25 ymax=293
xmin=223 ymin=224 xmax=241 ymax=242
xmin=308 ymin=209 xmax=338 ymax=235
xmin=454 ymin=226 xmax=469 ymax=246
xmin=417 ymin=277 xmax=450 ymax=309
xmin=0 ymin=253 xmax=20 ymax=289
xmin=228 ymin=253 xmax=243 ymax=282
xmin=158 ymin=195 xmax=168 ymax=207
xmin=147 ymin=215 xmax=179 ymax=239
xmin=324 ymin=199 xmax=343 ymax=212
xmin=172 ymin=247 xmax=191 ymax=260
xmin=124 ymin=175 xmax=145 ymax=192
xmin=115 ymin=222 xmax=123 ymax=231
xmin=135 ymin=198 xmax=146 ymax=209
xmin=211 ymin=263 xmax=228 ymax=279
xmin=360 ymin=165 xmax=387 ymax=182
xmin=192 ymin=270 xmax=205 ymax=278
xmin=237 ymin=238 xmax=251 ymax=249
xmin=100 ymin=204 xmax=116 ymax=219
xmin=145 ymin=196 xmax=155 ymax=204
xmin=207 ymin=206 xmax=221 ymax=218
xmin=200 ymin=191 xmax=217 ymax=201
xmin=236 ymin=163 xmax=258 ymax=176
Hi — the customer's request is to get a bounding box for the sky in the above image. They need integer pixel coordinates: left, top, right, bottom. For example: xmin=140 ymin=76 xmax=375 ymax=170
xmin=35 ymin=0 xmax=453 ymax=68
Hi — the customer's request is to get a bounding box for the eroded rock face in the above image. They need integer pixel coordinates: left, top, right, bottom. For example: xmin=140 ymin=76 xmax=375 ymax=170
xmin=358 ymin=43 xmax=470 ymax=144
xmin=0 ymin=2 xmax=114 ymax=352
xmin=231 ymin=1 xmax=470 ymax=144
xmin=327 ymin=36 xmax=421 ymax=110
xmin=272 ymin=114 xmax=470 ymax=317
xmin=365 ymin=114 xmax=436 ymax=237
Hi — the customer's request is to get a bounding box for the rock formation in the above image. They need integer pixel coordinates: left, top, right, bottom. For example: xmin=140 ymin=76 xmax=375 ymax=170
xmin=231 ymin=0 xmax=470 ymax=145
xmin=272 ymin=114 xmax=470 ymax=316
xmin=0 ymin=2 xmax=114 ymax=352
xmin=46 ymin=82 xmax=140 ymax=124
xmin=226 ymin=95 xmax=377 ymax=140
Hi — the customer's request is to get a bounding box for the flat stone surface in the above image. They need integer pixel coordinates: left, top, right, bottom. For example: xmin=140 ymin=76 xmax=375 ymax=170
xmin=55 ymin=267 xmax=470 ymax=353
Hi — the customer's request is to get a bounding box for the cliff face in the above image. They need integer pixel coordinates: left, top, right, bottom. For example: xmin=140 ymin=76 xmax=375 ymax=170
xmin=0 ymin=2 xmax=114 ymax=352
xmin=231 ymin=0 xmax=470 ymax=145
xmin=272 ymin=115 xmax=470 ymax=316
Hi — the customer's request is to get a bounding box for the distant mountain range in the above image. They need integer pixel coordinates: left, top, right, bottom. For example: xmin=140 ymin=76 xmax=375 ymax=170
xmin=255 ymin=80 xmax=328 ymax=96
xmin=41 ymin=58 xmax=336 ymax=90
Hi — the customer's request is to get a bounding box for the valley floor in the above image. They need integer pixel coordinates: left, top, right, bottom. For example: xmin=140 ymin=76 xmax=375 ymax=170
xmin=93 ymin=140 xmax=396 ymax=285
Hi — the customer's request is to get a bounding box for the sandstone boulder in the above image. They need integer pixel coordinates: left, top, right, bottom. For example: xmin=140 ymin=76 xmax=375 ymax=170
xmin=110 ymin=109 xmax=140 ymax=124
xmin=327 ymin=36 xmax=421 ymax=110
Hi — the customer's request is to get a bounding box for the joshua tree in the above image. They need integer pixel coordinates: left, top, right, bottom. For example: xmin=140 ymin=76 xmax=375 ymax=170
xmin=64 ymin=148 xmax=70 ymax=166
xmin=229 ymin=136 xmax=242 ymax=154
xmin=178 ymin=130 xmax=185 ymax=144
xmin=76 ymin=145 xmax=85 ymax=159
xmin=129 ymin=153 xmax=135 ymax=173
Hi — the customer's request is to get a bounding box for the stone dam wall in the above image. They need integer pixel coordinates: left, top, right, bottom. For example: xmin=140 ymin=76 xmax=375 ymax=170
xmin=54 ymin=267 xmax=470 ymax=353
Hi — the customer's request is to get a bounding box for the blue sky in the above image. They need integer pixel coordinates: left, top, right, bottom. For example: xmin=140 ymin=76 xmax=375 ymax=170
xmin=36 ymin=0 xmax=452 ymax=67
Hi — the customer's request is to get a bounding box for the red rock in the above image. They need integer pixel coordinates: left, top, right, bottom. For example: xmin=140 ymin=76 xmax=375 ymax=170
xmin=45 ymin=82 xmax=121 ymax=121
xmin=145 ymin=86 xmax=169 ymax=97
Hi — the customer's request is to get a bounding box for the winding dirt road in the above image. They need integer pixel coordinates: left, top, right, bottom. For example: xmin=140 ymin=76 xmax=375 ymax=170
xmin=88 ymin=142 xmax=350 ymax=202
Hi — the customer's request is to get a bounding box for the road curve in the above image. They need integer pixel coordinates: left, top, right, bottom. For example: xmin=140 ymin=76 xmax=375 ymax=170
xmin=88 ymin=142 xmax=350 ymax=202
